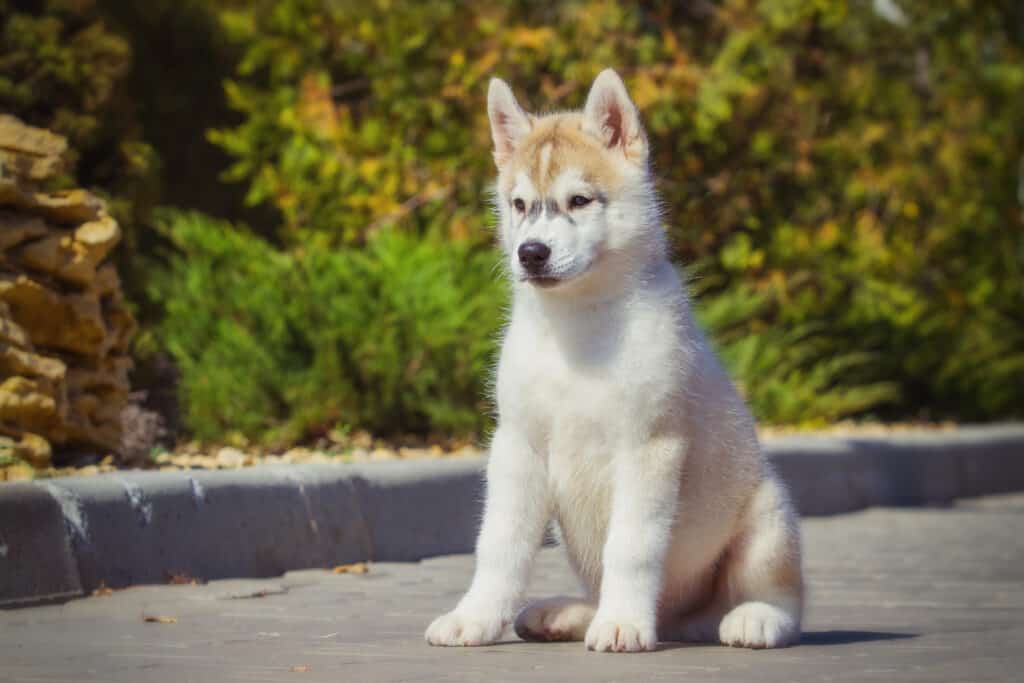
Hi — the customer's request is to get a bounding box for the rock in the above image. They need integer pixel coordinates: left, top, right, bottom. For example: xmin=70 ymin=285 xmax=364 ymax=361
xmin=0 ymin=376 xmax=62 ymax=435
xmin=65 ymin=392 xmax=122 ymax=451
xmin=0 ymin=114 xmax=69 ymax=183
xmin=0 ymin=305 xmax=30 ymax=349
xmin=105 ymin=298 xmax=138 ymax=355
xmin=0 ymin=435 xmax=15 ymax=461
xmin=119 ymin=399 xmax=167 ymax=465
xmin=94 ymin=263 xmax=120 ymax=296
xmin=0 ymin=276 xmax=109 ymax=356
xmin=16 ymin=214 xmax=121 ymax=286
xmin=0 ymin=460 xmax=34 ymax=481
xmin=0 ymin=180 xmax=103 ymax=225
xmin=67 ymin=358 xmax=131 ymax=397
xmin=14 ymin=432 xmax=51 ymax=468
xmin=30 ymin=189 xmax=104 ymax=224
xmin=0 ymin=116 xmax=137 ymax=463
xmin=0 ymin=212 xmax=48 ymax=250
xmin=0 ymin=344 xmax=67 ymax=383
xmin=215 ymin=447 xmax=246 ymax=468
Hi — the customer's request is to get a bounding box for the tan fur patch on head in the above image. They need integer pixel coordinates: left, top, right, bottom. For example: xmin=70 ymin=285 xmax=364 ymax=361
xmin=501 ymin=113 xmax=623 ymax=196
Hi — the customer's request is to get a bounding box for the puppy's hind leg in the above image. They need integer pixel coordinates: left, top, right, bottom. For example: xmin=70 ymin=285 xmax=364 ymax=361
xmin=669 ymin=475 xmax=803 ymax=649
xmin=514 ymin=597 xmax=596 ymax=642
xmin=717 ymin=474 xmax=803 ymax=648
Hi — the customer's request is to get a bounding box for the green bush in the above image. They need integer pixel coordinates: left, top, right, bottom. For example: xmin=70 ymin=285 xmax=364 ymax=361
xmin=696 ymin=281 xmax=899 ymax=427
xmin=149 ymin=211 xmax=505 ymax=444
xmin=670 ymin=1 xmax=1024 ymax=422
xmin=8 ymin=0 xmax=1022 ymax=442
xmin=206 ymin=0 xmax=1023 ymax=429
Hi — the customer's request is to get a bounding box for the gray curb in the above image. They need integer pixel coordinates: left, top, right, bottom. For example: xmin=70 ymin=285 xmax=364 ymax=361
xmin=770 ymin=424 xmax=1024 ymax=514
xmin=2 ymin=425 xmax=1022 ymax=608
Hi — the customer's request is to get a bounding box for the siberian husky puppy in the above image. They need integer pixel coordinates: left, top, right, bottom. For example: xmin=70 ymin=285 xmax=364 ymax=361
xmin=425 ymin=69 xmax=803 ymax=652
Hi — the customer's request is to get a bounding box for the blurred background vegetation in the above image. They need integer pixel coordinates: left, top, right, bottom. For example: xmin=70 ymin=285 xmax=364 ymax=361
xmin=3 ymin=0 xmax=1022 ymax=447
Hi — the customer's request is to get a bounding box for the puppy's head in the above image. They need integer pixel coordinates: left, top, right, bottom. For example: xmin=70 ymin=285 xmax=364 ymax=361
xmin=487 ymin=69 xmax=660 ymax=294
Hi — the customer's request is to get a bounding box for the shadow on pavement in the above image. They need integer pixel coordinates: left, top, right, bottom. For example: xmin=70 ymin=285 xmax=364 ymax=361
xmin=800 ymin=630 xmax=917 ymax=646
xmin=478 ymin=630 xmax=917 ymax=651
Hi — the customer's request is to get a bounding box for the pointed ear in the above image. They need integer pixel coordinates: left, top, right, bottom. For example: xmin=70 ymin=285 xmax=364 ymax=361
xmin=488 ymin=77 xmax=532 ymax=168
xmin=582 ymin=69 xmax=647 ymax=164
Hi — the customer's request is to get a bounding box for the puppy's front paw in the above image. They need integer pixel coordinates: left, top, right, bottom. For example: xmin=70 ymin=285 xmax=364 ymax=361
xmin=425 ymin=610 xmax=504 ymax=647
xmin=585 ymin=615 xmax=657 ymax=653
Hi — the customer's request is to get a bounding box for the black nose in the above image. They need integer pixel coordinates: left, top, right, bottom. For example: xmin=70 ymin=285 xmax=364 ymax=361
xmin=518 ymin=241 xmax=551 ymax=271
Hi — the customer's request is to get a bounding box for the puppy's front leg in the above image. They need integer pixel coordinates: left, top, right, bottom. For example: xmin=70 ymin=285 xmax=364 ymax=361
xmin=585 ymin=435 xmax=683 ymax=653
xmin=425 ymin=425 xmax=549 ymax=646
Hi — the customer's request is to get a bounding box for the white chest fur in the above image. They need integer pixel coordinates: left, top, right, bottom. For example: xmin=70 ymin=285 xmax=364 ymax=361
xmin=494 ymin=267 xmax=694 ymax=593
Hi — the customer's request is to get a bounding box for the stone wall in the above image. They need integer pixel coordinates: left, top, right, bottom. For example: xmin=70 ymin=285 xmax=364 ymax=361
xmin=0 ymin=115 xmax=136 ymax=467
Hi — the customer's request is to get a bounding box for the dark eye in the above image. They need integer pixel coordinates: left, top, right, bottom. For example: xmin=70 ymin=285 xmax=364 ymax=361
xmin=569 ymin=195 xmax=592 ymax=209
xmin=513 ymin=198 xmax=526 ymax=213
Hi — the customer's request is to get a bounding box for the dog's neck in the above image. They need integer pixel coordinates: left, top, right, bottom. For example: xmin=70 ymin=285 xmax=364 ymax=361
xmin=511 ymin=254 xmax=683 ymax=370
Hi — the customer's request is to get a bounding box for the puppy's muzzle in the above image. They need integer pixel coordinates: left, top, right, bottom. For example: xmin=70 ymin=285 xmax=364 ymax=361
xmin=518 ymin=241 xmax=551 ymax=275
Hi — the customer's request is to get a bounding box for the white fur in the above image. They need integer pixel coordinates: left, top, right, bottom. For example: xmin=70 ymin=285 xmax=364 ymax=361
xmin=426 ymin=69 xmax=803 ymax=653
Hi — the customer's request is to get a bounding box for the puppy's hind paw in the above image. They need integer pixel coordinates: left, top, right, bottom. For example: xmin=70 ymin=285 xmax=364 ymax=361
xmin=718 ymin=602 xmax=800 ymax=649
xmin=514 ymin=597 xmax=595 ymax=642
xmin=425 ymin=610 xmax=504 ymax=647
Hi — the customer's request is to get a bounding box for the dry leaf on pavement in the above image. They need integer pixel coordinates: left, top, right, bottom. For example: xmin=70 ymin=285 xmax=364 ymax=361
xmin=143 ymin=616 xmax=177 ymax=624
xmin=165 ymin=572 xmax=200 ymax=585
xmin=91 ymin=582 xmax=113 ymax=597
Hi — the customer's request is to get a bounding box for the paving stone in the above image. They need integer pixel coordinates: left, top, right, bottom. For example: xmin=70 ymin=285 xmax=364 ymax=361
xmin=1 ymin=498 xmax=1021 ymax=682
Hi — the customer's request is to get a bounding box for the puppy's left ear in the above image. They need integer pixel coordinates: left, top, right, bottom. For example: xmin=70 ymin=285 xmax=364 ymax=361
xmin=582 ymin=69 xmax=648 ymax=164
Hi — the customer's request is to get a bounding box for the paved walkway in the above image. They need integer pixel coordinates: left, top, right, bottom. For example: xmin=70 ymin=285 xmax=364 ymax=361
xmin=3 ymin=495 xmax=1023 ymax=682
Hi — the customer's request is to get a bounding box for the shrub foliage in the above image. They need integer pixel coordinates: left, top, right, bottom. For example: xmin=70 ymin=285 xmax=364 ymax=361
xmin=150 ymin=211 xmax=504 ymax=443
xmin=7 ymin=0 xmax=1022 ymax=442
xmin=200 ymin=0 xmax=1022 ymax=437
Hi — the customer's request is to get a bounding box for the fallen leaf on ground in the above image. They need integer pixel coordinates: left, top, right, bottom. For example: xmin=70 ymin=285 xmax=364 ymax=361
xmin=92 ymin=582 xmax=113 ymax=597
xmin=332 ymin=562 xmax=369 ymax=575
xmin=165 ymin=572 xmax=200 ymax=585
xmin=291 ymin=665 xmax=312 ymax=672
xmin=143 ymin=616 xmax=177 ymax=623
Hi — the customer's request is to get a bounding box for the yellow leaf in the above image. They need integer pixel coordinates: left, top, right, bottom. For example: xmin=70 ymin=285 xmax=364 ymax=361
xmin=468 ymin=50 xmax=501 ymax=83
xmin=332 ymin=562 xmax=369 ymax=575
xmin=508 ymin=27 xmax=555 ymax=51
xmin=441 ymin=83 xmax=465 ymax=99
xmin=358 ymin=158 xmax=381 ymax=181
xmin=817 ymin=220 xmax=839 ymax=247
xmin=633 ymin=75 xmax=661 ymax=109
xmin=297 ymin=73 xmax=338 ymax=138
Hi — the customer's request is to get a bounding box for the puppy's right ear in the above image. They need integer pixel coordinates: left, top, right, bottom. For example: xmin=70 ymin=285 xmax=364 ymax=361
xmin=488 ymin=78 xmax=531 ymax=168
